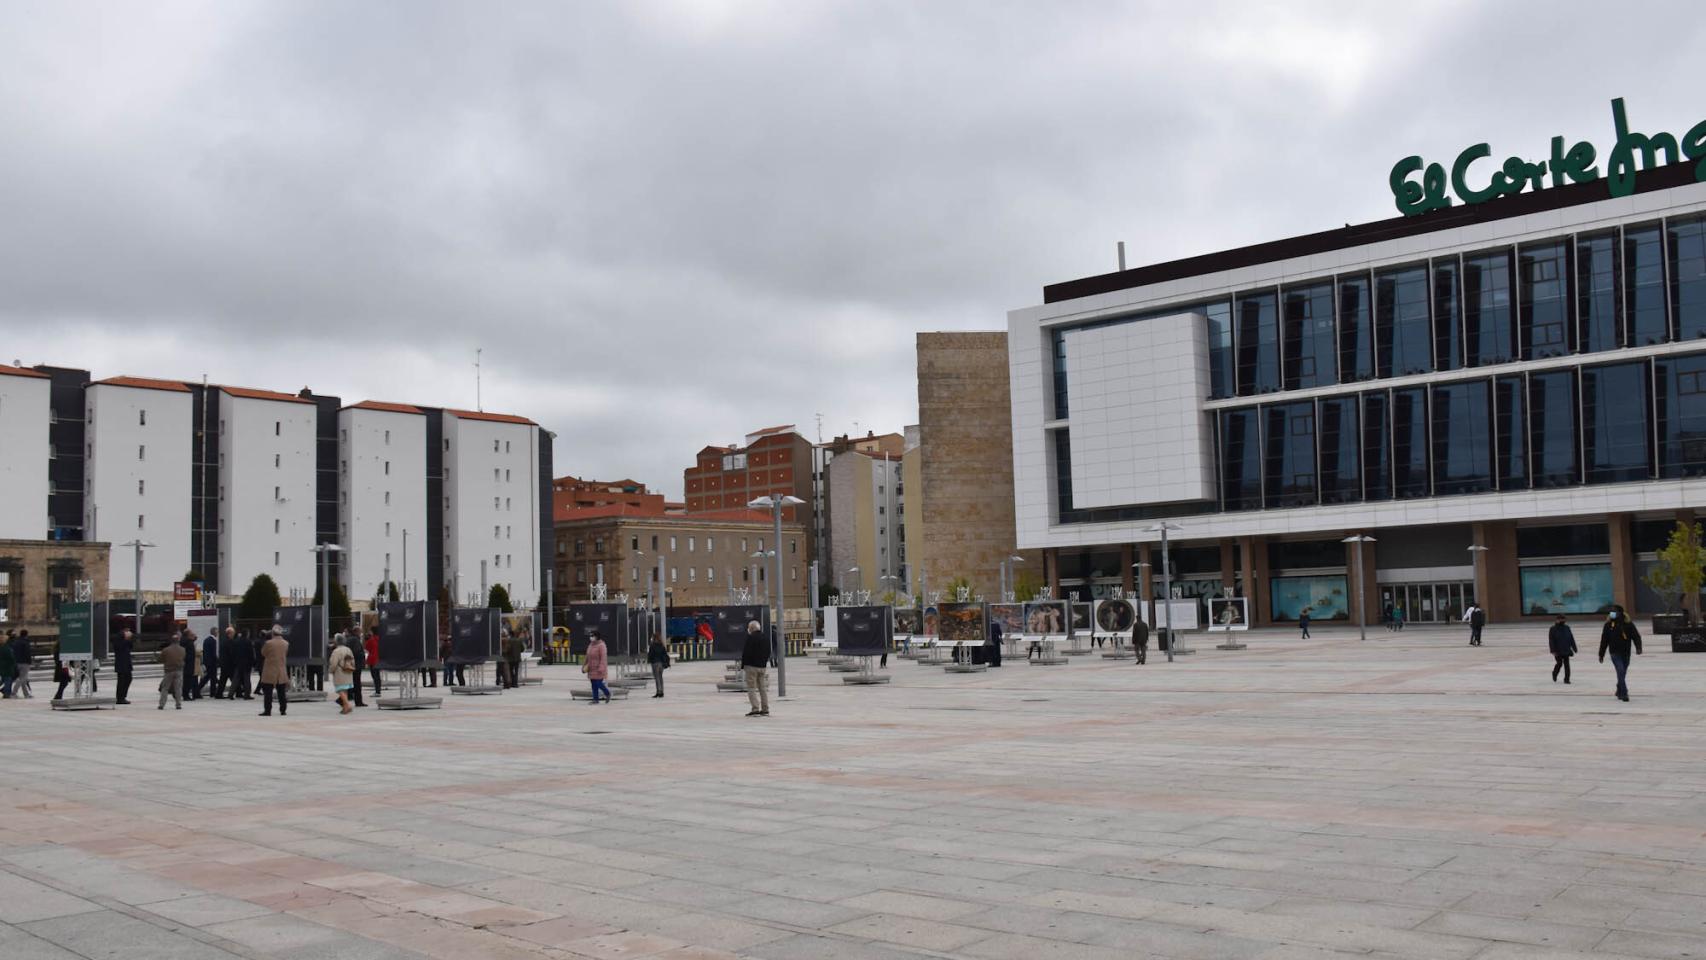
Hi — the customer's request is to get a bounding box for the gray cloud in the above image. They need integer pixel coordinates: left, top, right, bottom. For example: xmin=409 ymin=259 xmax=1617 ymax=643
xmin=1 ymin=0 xmax=1700 ymax=496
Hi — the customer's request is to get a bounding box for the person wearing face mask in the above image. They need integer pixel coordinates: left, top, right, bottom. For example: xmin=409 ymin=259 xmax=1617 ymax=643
xmin=1548 ymin=614 xmax=1576 ymax=683
xmin=1597 ymin=604 xmax=1642 ymax=702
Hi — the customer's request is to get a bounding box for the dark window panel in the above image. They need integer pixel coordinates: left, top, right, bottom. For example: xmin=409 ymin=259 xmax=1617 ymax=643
xmin=1656 ymin=353 xmax=1706 ymax=477
xmin=1263 ymin=401 xmax=1317 ymax=508
xmin=1577 ymin=231 xmax=1621 ymax=353
xmin=1391 ymin=387 xmax=1430 ymax=498
xmin=1051 ymin=329 xmax=1069 ymax=418
xmin=1516 ymin=524 xmax=1610 ymax=558
xmin=1625 ymin=223 xmax=1669 ymax=346
xmin=1375 ymin=266 xmax=1433 ymax=378
xmin=1494 ymin=375 xmax=1527 ymax=489
xmin=1206 ymin=301 xmax=1234 ymax=400
xmin=1433 ymin=257 xmax=1464 ymax=372
xmin=1281 ymin=283 xmax=1336 ymax=390
xmin=1361 ymin=392 xmax=1391 ymax=501
xmin=1317 ymin=397 xmax=1362 ymax=505
xmin=1519 ymin=241 xmax=1572 ymax=359
xmin=1527 ymin=370 xmax=1580 ymax=488
xmin=1053 ymin=429 xmax=1074 ymax=515
xmin=1464 ymin=250 xmax=1516 ymax=366
xmin=1668 ymin=215 xmax=1706 ymax=341
xmin=1430 ymin=380 xmax=1493 ymax=496
xmin=1581 ymin=362 xmax=1652 ymax=484
xmin=1219 ymin=408 xmax=1263 ymax=511
xmin=1337 ymin=275 xmax=1375 ymax=383
xmin=1235 ymin=291 xmax=1281 ymax=396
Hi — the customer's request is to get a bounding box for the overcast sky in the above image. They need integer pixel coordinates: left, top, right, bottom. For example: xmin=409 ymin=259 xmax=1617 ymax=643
xmin=2 ymin=1 xmax=1700 ymax=498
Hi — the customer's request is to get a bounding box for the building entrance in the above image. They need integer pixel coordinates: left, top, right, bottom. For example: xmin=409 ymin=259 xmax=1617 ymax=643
xmin=1380 ymin=581 xmax=1473 ymax=624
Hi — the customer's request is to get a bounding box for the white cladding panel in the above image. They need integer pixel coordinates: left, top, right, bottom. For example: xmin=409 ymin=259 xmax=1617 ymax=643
xmin=0 ymin=373 xmax=50 ymax=540
xmin=218 ymin=394 xmax=317 ymax=596
xmin=1061 ymin=314 xmax=1212 ymax=508
xmin=85 ymin=384 xmax=193 ymax=589
xmin=339 ymin=408 xmax=428 ymax=601
xmin=443 ymin=414 xmax=539 ymax=607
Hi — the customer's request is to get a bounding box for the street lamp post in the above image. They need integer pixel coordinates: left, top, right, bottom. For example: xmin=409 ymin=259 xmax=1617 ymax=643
xmin=1145 ymin=523 xmax=1182 ymax=662
xmin=1342 ymin=535 xmax=1377 ymax=642
xmin=120 ymin=540 xmax=155 ymax=628
xmin=999 ymin=555 xmax=1024 ymax=602
xmin=840 ymin=565 xmax=859 ymax=599
xmin=749 ymin=495 xmax=805 ymax=698
xmin=312 ymin=543 xmax=344 ymax=640
xmin=1467 ymin=544 xmax=1489 ymax=610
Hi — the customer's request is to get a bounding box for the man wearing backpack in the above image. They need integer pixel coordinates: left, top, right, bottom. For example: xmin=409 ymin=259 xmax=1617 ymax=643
xmin=1598 ymin=604 xmax=1642 ymax=702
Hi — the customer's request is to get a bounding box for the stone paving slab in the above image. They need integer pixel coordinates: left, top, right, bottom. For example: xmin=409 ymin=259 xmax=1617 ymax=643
xmin=2 ymin=623 xmax=1704 ymax=959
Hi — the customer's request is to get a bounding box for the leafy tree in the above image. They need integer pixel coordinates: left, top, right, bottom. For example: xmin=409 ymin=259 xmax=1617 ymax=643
xmin=310 ymin=580 xmax=353 ymax=623
xmin=943 ymin=575 xmax=974 ymax=600
xmin=1644 ymin=521 xmax=1706 ymax=614
xmin=375 ymin=580 xmax=401 ymax=603
xmin=1013 ymin=570 xmax=1043 ymax=603
xmin=182 ymin=569 xmax=202 ymax=583
xmin=238 ymin=574 xmax=281 ymax=622
xmin=488 ymin=583 xmax=515 ymax=612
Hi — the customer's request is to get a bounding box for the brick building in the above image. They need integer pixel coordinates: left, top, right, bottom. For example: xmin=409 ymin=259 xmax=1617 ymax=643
xmin=552 ymin=476 xmax=664 ymax=516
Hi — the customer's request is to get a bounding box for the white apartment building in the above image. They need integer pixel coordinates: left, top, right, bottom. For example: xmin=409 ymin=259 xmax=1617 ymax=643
xmin=84 ymin=377 xmax=193 ymax=590
xmin=338 ymin=401 xmax=428 ymax=600
xmin=443 ymin=409 xmax=541 ymax=607
xmin=218 ymin=387 xmax=318 ymax=596
xmin=0 ymin=365 xmax=51 ymax=540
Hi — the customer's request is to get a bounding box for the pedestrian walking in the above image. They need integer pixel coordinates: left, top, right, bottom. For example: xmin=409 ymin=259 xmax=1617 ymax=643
xmin=157 ymin=636 xmax=185 ymax=709
xmin=201 ymin=627 xmax=222 ymax=698
xmin=1464 ymin=602 xmax=1486 ymax=646
xmin=1393 ymin=604 xmax=1406 ymax=631
xmin=647 ymin=634 xmax=670 ymax=697
xmin=258 ymin=626 xmax=290 ymax=716
xmin=9 ymin=629 xmax=32 ymax=699
xmin=179 ymin=630 xmax=199 ymax=700
xmin=219 ymin=627 xmax=240 ymax=698
xmin=1548 ymin=614 xmax=1577 ymax=683
xmin=1382 ymin=602 xmax=1394 ymax=631
xmin=1132 ymin=617 xmax=1149 ymax=665
xmin=365 ymin=626 xmax=383 ymax=699
xmin=582 ymin=629 xmax=610 ymax=704
xmin=113 ymin=628 xmax=135 ymax=704
xmin=1299 ymin=608 xmax=1311 ymax=639
xmin=0 ymin=639 xmax=16 ymax=698
xmin=52 ymin=649 xmax=71 ymax=701
xmin=985 ymin=619 xmax=1004 ymax=667
xmin=1598 ymin=604 xmax=1642 ymax=702
xmin=328 ymin=637 xmax=356 ymax=715
xmin=503 ymin=630 xmax=524 ymax=689
xmin=741 ymin=620 xmax=771 ymax=716
xmin=347 ymin=630 xmax=366 ymax=706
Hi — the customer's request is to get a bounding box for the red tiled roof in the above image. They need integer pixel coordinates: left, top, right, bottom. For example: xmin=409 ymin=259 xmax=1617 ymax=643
xmin=222 ymin=385 xmax=313 ymax=404
xmin=749 ymin=424 xmax=794 ymax=436
xmin=555 ymin=503 xmax=667 ymax=522
xmin=0 ymin=364 xmax=50 ymax=380
xmin=92 ymin=375 xmax=191 ymax=392
xmin=446 ymin=408 xmax=535 ymax=426
xmin=345 ymin=400 xmax=424 ymax=415
xmin=554 ymin=504 xmax=796 ymax=526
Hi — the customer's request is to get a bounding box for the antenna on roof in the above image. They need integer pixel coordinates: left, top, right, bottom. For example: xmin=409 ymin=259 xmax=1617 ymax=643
xmin=1117 ymin=241 xmax=1126 ymax=271
xmin=475 ymin=348 xmax=482 ymax=412
xmin=815 ymin=413 xmax=822 ymax=444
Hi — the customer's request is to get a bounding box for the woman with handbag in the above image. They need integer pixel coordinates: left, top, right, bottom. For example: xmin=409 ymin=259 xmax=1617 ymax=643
xmin=582 ymin=629 xmax=610 ymax=704
xmin=328 ymin=637 xmax=357 ymax=715
xmin=647 ymin=634 xmax=670 ymax=698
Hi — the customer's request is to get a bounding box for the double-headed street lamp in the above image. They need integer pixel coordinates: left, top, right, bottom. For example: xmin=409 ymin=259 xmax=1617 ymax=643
xmin=1342 ymin=535 xmax=1377 ymax=642
xmin=749 ymin=495 xmax=805 ymax=698
xmin=999 ymin=555 xmax=1024 ymax=602
xmin=312 ymin=543 xmax=343 ymax=638
xmin=1145 ymin=523 xmax=1182 ymax=662
xmin=119 ymin=540 xmax=155 ymax=628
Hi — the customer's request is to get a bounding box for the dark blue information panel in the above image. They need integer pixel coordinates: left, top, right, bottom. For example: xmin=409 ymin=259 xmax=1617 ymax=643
xmin=451 ymin=608 xmax=500 ymax=664
xmin=272 ymin=606 xmax=325 ymax=666
xmin=378 ymin=601 xmax=437 ymax=669
xmin=569 ymin=603 xmax=627 ymax=656
xmin=836 ymin=606 xmax=892 ymax=656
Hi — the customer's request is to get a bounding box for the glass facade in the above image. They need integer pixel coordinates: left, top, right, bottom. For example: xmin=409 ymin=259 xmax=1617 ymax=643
xmin=1519 ymin=242 xmax=1570 ymax=359
xmin=1338 ymin=275 xmax=1375 ymax=383
xmin=1656 ymin=353 xmax=1706 ymax=477
xmin=1528 ymin=371 xmax=1578 ymax=488
xmin=1671 ymin=215 xmax=1706 ymax=340
xmin=1520 ymin=564 xmax=1614 ymax=616
xmin=1464 ymin=250 xmax=1516 ymax=366
xmin=1431 ymin=381 xmax=1492 ymax=495
xmin=1282 ymin=283 xmax=1336 ymax=389
xmin=1391 ymin=387 xmax=1429 ymax=498
xmin=1263 ymin=402 xmax=1316 ymax=508
xmin=1626 ymin=223 xmax=1668 ymax=346
xmin=1577 ymin=231 xmax=1620 ymax=352
xmin=1493 ymin=375 xmax=1526 ymax=489
xmin=1433 ymin=258 xmax=1463 ymax=371
xmin=1270 ymin=575 xmax=1349 ymax=621
xmin=1206 ymin=301 xmax=1234 ymax=399
xmin=1236 ymin=291 xmax=1280 ymax=396
xmin=1582 ymin=362 xmax=1652 ymax=484
xmin=1317 ymin=397 xmax=1360 ymax=504
xmin=1376 ymin=266 xmax=1433 ymax=378
xmin=1361 ymin=392 xmax=1390 ymax=501
xmin=1219 ymin=408 xmax=1262 ymax=511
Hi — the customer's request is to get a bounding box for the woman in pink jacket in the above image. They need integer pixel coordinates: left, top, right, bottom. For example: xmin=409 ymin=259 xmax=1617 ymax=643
xmin=582 ymin=629 xmax=610 ymax=704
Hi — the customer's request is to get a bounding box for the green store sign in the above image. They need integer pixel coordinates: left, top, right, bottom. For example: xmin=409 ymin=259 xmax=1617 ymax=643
xmin=1389 ymin=99 xmax=1706 ymax=217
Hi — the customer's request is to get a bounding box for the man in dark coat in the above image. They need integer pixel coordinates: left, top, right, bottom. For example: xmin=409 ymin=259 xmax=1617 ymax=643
xmin=740 ymin=620 xmax=772 ymax=717
xmin=347 ymin=631 xmax=367 ymax=706
xmin=1598 ymin=605 xmax=1642 ymax=702
xmin=1548 ymin=614 xmax=1577 ymax=683
xmin=112 ymin=628 xmax=135 ymax=704
xmin=179 ymin=630 xmax=199 ymax=700
xmin=201 ymin=628 xmax=222 ymax=698
xmin=1469 ymin=604 xmax=1487 ymax=646
xmin=220 ymin=627 xmax=243 ymax=698
xmin=985 ymin=620 xmax=1004 ymax=667
xmin=1132 ymin=617 xmax=1150 ymax=666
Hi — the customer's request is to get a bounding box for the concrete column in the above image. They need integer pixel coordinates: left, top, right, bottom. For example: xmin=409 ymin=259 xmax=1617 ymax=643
xmin=1608 ymin=514 xmax=1637 ymax=614
xmin=1353 ymin=532 xmax=1379 ymax=627
xmin=1219 ymin=540 xmax=1237 ymax=596
xmin=1240 ymin=535 xmax=1270 ymax=627
xmin=1045 ymin=548 xmax=1060 ymax=598
xmin=1138 ymin=543 xmax=1154 ymax=604
xmin=1474 ymin=520 xmax=1520 ymax=621
xmin=1119 ymin=544 xmax=1134 ymax=596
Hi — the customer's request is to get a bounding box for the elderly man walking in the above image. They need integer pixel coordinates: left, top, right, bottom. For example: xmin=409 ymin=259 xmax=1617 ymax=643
xmin=741 ymin=620 xmax=772 ymax=717
xmin=259 ymin=627 xmax=291 ymax=716
xmin=157 ymin=636 xmax=185 ymax=709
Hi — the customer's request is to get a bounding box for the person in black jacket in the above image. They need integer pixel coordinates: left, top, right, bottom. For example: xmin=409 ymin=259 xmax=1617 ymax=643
xmin=1132 ymin=617 xmax=1149 ymax=666
xmin=1548 ymin=614 xmax=1577 ymax=683
xmin=740 ymin=620 xmax=771 ymax=717
xmin=179 ymin=630 xmax=200 ymax=700
xmin=985 ymin=620 xmax=1003 ymax=668
xmin=347 ymin=631 xmax=367 ymax=706
xmin=647 ymin=635 xmax=670 ymax=698
xmin=1468 ymin=604 xmax=1487 ymax=646
xmin=201 ymin=628 xmax=222 ymax=698
xmin=112 ymin=628 xmax=135 ymax=705
xmin=1598 ymin=605 xmax=1642 ymax=702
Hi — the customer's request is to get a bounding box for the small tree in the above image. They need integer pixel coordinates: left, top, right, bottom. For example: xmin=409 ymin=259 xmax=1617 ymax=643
xmin=943 ymin=575 xmax=974 ymax=600
xmin=375 ymin=580 xmax=400 ymax=603
xmin=311 ymin=580 xmax=353 ymax=624
xmin=1013 ymin=570 xmax=1043 ymax=603
xmin=239 ymin=574 xmax=281 ymax=622
xmin=488 ymin=583 xmax=514 ymax=612
xmin=182 ymin=569 xmax=202 ymax=584
xmin=1644 ymin=521 xmax=1706 ymax=615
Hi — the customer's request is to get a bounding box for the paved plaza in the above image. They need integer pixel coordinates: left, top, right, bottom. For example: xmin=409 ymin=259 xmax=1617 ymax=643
xmin=2 ymin=624 xmax=1704 ymax=960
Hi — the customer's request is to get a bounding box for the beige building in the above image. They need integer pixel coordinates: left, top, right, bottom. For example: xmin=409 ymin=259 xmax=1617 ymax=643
xmin=0 ymin=539 xmax=112 ymax=640
xmin=824 ymin=449 xmax=904 ymax=597
xmin=553 ymin=507 xmax=808 ymax=609
xmin=914 ymin=332 xmax=1038 ymax=601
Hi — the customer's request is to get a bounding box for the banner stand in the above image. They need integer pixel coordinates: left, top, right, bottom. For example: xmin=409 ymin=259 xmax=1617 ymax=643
xmin=50 ymin=594 xmax=116 ymax=711
xmin=378 ymin=669 xmax=444 ymax=710
xmin=49 ymin=661 xmax=114 ymax=711
xmin=943 ymin=642 xmax=987 ymax=673
xmin=842 ymin=655 xmax=891 ymax=685
xmin=451 ymin=662 xmax=502 ymax=696
xmin=286 ymin=665 xmax=329 ymax=702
